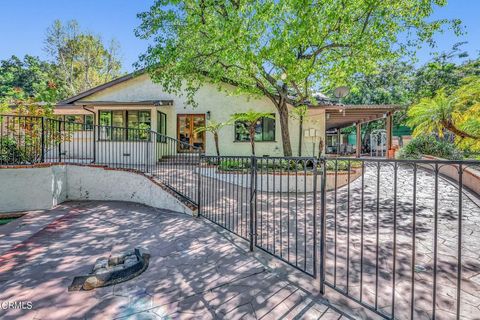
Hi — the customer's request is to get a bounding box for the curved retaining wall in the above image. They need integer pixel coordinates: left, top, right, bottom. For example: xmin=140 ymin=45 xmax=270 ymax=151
xmin=0 ymin=164 xmax=194 ymax=215
xmin=422 ymin=156 xmax=480 ymax=196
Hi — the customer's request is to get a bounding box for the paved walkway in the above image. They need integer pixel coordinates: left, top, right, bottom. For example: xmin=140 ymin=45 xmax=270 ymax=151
xmin=190 ymin=161 xmax=480 ymax=319
xmin=0 ymin=201 xmax=346 ymax=320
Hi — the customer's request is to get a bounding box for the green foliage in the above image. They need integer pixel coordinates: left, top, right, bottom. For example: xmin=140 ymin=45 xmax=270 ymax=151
xmin=0 ymin=217 xmax=19 ymax=226
xmin=0 ymin=55 xmax=60 ymax=100
xmin=194 ymin=120 xmax=226 ymax=156
xmin=325 ymin=160 xmax=362 ymax=171
xmin=1 ymin=20 xmax=123 ymax=105
xmin=218 ymin=160 xmax=250 ymax=172
xmin=342 ymin=61 xmax=415 ymax=106
xmin=217 ymin=158 xmax=305 ymax=172
xmin=412 ymin=43 xmax=480 ymax=99
xmin=290 ymin=106 xmax=308 ymax=120
xmin=44 ymin=19 xmax=122 ymax=96
xmin=229 ymin=111 xmax=274 ymax=126
xmin=407 ymin=76 xmax=480 ymax=152
xmin=136 ymin=0 xmax=454 ymax=156
xmin=229 ymin=111 xmax=274 ymax=155
xmin=193 ymin=120 xmax=226 ymax=134
xmin=397 ymin=135 xmax=463 ymax=160
xmin=0 ymin=137 xmax=26 ymax=164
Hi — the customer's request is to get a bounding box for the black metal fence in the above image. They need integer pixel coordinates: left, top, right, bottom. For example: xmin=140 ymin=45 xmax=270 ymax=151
xmin=321 ymin=157 xmax=480 ymax=320
xmin=199 ymin=155 xmax=318 ymax=276
xmin=2 ymin=115 xmax=480 ymax=319
xmin=0 ymin=115 xmax=201 ymax=204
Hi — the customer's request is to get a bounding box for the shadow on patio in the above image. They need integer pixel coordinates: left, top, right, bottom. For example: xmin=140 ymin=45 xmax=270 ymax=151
xmin=0 ymin=201 xmax=347 ymax=320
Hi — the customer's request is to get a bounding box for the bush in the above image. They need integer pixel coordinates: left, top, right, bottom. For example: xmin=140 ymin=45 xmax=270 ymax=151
xmin=325 ymin=160 xmax=361 ymax=171
xmin=218 ymin=159 xmax=250 ymax=171
xmin=0 ymin=138 xmax=26 ymax=164
xmin=217 ymin=159 xmax=307 ymax=172
xmin=397 ymin=136 xmax=464 ymax=160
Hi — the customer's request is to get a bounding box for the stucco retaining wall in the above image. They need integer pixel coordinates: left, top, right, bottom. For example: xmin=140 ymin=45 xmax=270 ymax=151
xmin=0 ymin=165 xmax=67 ymax=212
xmin=197 ymin=166 xmax=362 ymax=192
xmin=0 ymin=165 xmax=193 ymax=214
xmin=422 ymin=156 xmax=480 ymax=196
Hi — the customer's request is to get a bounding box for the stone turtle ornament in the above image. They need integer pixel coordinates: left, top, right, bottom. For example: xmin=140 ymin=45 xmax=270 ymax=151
xmin=68 ymin=248 xmax=150 ymax=291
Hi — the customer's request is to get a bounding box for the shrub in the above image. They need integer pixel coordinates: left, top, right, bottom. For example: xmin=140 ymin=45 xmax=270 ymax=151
xmin=218 ymin=159 xmax=250 ymax=171
xmin=217 ymin=159 xmax=307 ymax=172
xmin=397 ymin=136 xmax=463 ymax=160
xmin=0 ymin=138 xmax=26 ymax=164
xmin=325 ymin=160 xmax=361 ymax=171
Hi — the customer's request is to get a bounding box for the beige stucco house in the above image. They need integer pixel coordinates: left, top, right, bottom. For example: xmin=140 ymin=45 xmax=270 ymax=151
xmin=55 ymin=71 xmax=397 ymax=157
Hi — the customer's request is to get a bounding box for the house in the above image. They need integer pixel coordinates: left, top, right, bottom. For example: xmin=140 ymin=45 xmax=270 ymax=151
xmin=54 ymin=70 xmax=398 ymax=157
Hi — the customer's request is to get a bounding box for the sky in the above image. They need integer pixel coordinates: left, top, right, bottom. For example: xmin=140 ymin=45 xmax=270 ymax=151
xmin=0 ymin=0 xmax=479 ymax=73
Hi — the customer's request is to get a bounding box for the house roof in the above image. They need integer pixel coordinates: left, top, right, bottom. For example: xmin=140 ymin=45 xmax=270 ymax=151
xmin=58 ymin=69 xmax=146 ymax=105
xmin=56 ymin=69 xmax=400 ymax=129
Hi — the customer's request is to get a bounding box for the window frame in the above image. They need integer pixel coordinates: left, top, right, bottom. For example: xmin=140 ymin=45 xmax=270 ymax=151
xmin=234 ymin=114 xmax=276 ymax=142
xmin=98 ymin=110 xmax=152 ymax=141
xmin=56 ymin=114 xmax=94 ymax=131
xmin=157 ymin=111 xmax=167 ymax=143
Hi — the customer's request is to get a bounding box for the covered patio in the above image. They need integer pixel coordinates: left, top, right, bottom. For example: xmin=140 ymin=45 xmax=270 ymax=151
xmin=314 ymin=104 xmax=399 ymax=158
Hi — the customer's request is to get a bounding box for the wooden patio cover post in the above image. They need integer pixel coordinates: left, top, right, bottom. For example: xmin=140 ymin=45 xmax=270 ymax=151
xmin=386 ymin=112 xmax=393 ymax=151
xmin=356 ymin=123 xmax=362 ymax=158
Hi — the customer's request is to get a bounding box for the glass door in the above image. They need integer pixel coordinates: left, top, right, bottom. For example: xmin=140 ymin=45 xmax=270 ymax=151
xmin=177 ymin=114 xmax=205 ymax=152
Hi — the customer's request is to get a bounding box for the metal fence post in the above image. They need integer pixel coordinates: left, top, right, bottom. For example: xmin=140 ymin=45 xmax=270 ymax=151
xmin=319 ymin=157 xmax=327 ymax=294
xmin=92 ymin=125 xmax=96 ymax=163
xmin=58 ymin=120 xmax=62 ymax=162
xmin=196 ymin=152 xmax=202 ymax=217
xmin=40 ymin=117 xmax=45 ymax=163
xmin=312 ymin=158 xmax=318 ymax=279
xmin=249 ymin=156 xmax=257 ymax=252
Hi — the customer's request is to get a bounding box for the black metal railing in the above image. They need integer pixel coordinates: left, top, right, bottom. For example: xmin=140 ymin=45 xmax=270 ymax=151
xmin=0 ymin=115 xmax=201 ymax=204
xmin=2 ymin=114 xmax=480 ymax=319
xmin=199 ymin=155 xmax=318 ymax=276
xmin=321 ymin=157 xmax=480 ymax=320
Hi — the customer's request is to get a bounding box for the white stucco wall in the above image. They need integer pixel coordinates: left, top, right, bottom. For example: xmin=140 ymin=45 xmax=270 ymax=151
xmin=80 ymin=74 xmax=326 ymax=157
xmin=0 ymin=165 xmax=193 ymax=214
xmin=0 ymin=166 xmax=67 ymax=212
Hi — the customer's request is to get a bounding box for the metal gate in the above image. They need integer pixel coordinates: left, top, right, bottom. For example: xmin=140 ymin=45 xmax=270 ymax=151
xmin=198 ymin=155 xmax=319 ymax=277
xmin=199 ymin=155 xmax=480 ymax=319
xmin=320 ymin=157 xmax=480 ymax=320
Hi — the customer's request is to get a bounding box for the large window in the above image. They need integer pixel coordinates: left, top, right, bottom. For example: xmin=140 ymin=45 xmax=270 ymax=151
xmin=98 ymin=110 xmax=151 ymax=140
xmin=157 ymin=111 xmax=167 ymax=142
xmin=234 ymin=114 xmax=276 ymax=142
xmin=56 ymin=115 xmax=93 ymax=131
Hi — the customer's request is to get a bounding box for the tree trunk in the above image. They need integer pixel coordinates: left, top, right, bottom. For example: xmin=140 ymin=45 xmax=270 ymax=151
xmin=214 ymin=132 xmax=220 ymax=156
xmin=249 ymin=125 xmax=256 ymax=156
xmin=298 ymin=115 xmax=303 ymax=157
xmin=276 ymin=100 xmax=293 ymax=156
xmin=441 ymin=120 xmax=480 ymax=140
xmin=318 ymin=137 xmax=324 ymax=158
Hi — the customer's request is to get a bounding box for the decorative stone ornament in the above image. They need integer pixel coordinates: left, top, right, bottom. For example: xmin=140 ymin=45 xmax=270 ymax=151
xmin=68 ymin=248 xmax=150 ymax=291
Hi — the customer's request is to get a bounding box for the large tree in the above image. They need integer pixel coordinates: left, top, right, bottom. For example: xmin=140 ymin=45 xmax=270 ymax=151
xmin=44 ymin=20 xmax=122 ymax=96
xmin=136 ymin=0 xmax=458 ymax=156
xmin=0 ymin=55 xmax=58 ymax=100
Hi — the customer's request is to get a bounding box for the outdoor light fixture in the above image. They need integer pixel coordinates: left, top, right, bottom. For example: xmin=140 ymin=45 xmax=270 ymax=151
xmin=206 ymin=111 xmax=211 ymax=120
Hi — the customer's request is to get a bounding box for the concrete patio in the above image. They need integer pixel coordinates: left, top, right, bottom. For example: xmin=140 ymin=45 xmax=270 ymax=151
xmin=0 ymin=201 xmax=346 ymax=320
